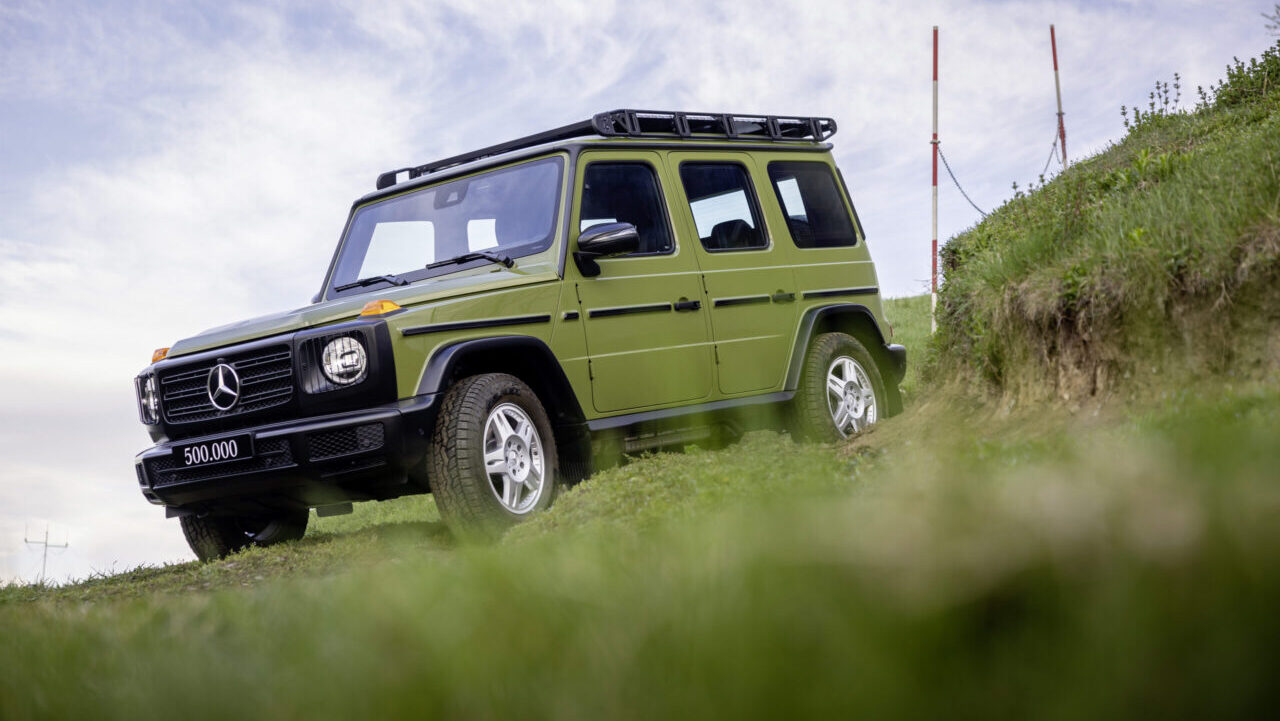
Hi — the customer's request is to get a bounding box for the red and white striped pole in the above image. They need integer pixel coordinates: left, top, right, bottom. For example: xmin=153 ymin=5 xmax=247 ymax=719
xmin=931 ymin=25 xmax=939 ymax=333
xmin=1051 ymin=24 xmax=1067 ymax=167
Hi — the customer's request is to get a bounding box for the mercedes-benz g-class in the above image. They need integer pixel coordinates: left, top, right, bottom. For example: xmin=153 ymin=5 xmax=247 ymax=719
xmin=133 ymin=109 xmax=906 ymax=560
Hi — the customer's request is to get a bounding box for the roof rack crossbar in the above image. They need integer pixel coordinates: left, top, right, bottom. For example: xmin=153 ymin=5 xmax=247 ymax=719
xmin=375 ymin=109 xmax=837 ymax=190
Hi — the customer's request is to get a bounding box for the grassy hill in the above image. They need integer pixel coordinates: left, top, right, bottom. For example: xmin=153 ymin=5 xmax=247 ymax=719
xmin=932 ymin=43 xmax=1280 ymax=400
xmin=4 ymin=42 xmax=1280 ymax=720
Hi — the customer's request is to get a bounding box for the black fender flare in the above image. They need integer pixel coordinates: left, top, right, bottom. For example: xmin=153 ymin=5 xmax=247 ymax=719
xmin=416 ymin=335 xmax=587 ymax=428
xmin=784 ymin=303 xmax=906 ymax=414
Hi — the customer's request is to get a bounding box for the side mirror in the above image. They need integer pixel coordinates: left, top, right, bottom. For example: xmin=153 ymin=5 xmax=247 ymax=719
xmin=573 ymin=222 xmax=640 ymax=277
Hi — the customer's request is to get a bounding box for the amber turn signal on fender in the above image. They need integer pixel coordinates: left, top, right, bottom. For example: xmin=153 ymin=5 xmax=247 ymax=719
xmin=152 ymin=347 xmax=170 ymax=363
xmin=360 ymin=299 xmax=402 ymax=316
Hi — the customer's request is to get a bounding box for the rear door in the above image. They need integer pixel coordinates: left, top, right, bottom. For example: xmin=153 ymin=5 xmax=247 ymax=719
xmin=570 ymin=151 xmax=714 ymax=413
xmin=667 ymin=152 xmax=798 ymax=395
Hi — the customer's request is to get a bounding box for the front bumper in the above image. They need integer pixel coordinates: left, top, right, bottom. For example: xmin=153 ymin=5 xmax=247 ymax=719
xmin=134 ymin=395 xmax=438 ymax=512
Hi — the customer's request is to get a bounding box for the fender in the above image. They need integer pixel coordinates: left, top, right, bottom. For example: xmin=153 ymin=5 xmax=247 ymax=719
xmin=416 ymin=335 xmax=587 ymax=427
xmin=784 ymin=304 xmax=907 ymax=415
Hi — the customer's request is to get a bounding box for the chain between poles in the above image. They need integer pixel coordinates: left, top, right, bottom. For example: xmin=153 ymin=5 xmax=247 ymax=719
xmin=1041 ymin=131 xmax=1062 ymax=177
xmin=935 ymin=143 xmax=988 ymax=218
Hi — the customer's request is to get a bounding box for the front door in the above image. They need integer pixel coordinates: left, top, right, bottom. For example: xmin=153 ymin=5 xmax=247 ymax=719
xmin=570 ymin=151 xmax=714 ymax=413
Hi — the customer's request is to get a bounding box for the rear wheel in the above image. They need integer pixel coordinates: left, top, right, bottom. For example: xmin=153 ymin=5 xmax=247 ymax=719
xmin=793 ymin=332 xmax=886 ymax=441
xmin=180 ymin=511 xmax=308 ymax=562
xmin=428 ymin=373 xmax=559 ymax=540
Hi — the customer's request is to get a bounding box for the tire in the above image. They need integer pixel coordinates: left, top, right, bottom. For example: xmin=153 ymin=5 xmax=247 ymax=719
xmin=180 ymin=511 xmax=308 ymax=562
xmin=792 ymin=332 xmax=887 ymax=441
xmin=428 ymin=373 xmax=559 ymax=540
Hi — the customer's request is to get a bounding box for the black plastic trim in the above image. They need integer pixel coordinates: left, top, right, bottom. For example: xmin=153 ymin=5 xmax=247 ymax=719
xmin=135 ymin=395 xmax=439 ymax=510
xmin=713 ymin=295 xmax=770 ymax=308
xmin=295 ymin=321 xmax=398 ymax=417
xmin=588 ymin=303 xmax=673 ymax=319
xmin=586 ymin=391 xmax=794 ymax=432
xmin=673 ymin=300 xmax=702 ymax=312
xmin=414 ymin=336 xmax=586 ymax=427
xmin=562 ymin=311 xmax=580 ymax=320
xmin=884 ymin=344 xmax=907 ymax=385
xmin=401 ymin=315 xmax=551 ymax=337
xmin=783 ymin=304 xmax=885 ymax=391
xmin=802 ymin=287 xmax=878 ymax=300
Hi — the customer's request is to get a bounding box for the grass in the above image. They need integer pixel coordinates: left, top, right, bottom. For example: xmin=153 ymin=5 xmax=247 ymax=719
xmin=883 ymin=294 xmax=931 ymax=399
xmin=4 ymin=384 xmax=1280 ymax=719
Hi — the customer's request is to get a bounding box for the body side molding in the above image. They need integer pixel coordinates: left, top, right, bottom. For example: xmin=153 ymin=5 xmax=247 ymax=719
xmin=588 ymin=303 xmax=673 ymax=319
xmin=801 ymin=287 xmax=878 ymax=300
xmin=402 ymin=314 xmax=551 ymax=337
xmin=713 ymin=295 xmax=771 ymax=308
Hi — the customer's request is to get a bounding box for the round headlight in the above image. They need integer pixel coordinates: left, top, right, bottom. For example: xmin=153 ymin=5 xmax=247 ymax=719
xmin=138 ymin=374 xmax=160 ymax=424
xmin=321 ymin=336 xmax=368 ymax=385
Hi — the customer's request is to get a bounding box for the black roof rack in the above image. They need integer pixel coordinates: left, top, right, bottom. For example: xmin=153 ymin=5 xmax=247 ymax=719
xmin=375 ymin=109 xmax=837 ymax=190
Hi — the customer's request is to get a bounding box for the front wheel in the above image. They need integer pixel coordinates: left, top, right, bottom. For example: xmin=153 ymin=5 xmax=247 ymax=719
xmin=428 ymin=373 xmax=559 ymax=540
xmin=180 ymin=511 xmax=308 ymax=562
xmin=792 ymin=332 xmax=886 ymax=441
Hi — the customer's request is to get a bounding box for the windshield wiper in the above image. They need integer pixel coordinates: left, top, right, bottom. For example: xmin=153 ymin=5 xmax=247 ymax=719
xmin=334 ymin=274 xmax=409 ymax=292
xmin=426 ymin=250 xmax=514 ymax=271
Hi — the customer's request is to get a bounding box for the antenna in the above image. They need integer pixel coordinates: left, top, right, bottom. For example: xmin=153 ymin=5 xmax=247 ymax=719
xmin=24 ymin=524 xmax=69 ymax=584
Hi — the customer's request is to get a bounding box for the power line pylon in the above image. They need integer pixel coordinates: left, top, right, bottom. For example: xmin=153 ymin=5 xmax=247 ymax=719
xmin=24 ymin=524 xmax=69 ymax=583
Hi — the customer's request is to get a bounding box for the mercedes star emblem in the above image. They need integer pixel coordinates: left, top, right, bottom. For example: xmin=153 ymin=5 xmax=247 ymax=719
xmin=206 ymin=363 xmax=241 ymax=411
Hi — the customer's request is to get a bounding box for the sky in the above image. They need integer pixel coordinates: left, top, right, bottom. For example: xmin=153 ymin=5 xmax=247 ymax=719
xmin=1 ymin=0 xmax=1275 ymax=583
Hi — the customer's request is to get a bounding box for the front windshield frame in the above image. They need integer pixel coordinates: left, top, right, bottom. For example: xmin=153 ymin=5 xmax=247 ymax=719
xmin=325 ymin=154 xmax=566 ymax=300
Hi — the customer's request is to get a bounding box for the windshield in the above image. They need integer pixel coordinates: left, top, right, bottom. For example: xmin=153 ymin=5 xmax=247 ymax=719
xmin=329 ymin=156 xmax=564 ymax=296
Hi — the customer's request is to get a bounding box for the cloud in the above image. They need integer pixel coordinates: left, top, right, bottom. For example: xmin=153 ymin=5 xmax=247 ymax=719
xmin=0 ymin=0 xmax=1272 ymax=580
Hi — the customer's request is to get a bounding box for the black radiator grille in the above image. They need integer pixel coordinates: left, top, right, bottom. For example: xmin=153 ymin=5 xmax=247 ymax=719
xmin=145 ymin=438 xmax=295 ymax=488
xmin=159 ymin=346 xmax=294 ymax=426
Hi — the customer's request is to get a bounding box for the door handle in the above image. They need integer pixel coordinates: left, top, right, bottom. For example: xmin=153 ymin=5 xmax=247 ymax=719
xmin=771 ymin=291 xmax=796 ymax=303
xmin=674 ymin=299 xmax=702 ymax=312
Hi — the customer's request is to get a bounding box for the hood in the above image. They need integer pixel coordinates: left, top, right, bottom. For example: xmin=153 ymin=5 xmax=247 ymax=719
xmin=166 ymin=265 xmax=558 ymax=358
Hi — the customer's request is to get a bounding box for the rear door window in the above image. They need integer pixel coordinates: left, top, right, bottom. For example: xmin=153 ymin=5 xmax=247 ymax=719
xmin=678 ymin=163 xmax=768 ymax=252
xmin=767 ymin=161 xmax=858 ymax=248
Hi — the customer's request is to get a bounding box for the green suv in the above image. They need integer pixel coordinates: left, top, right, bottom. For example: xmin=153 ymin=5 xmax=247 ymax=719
xmin=133 ymin=109 xmax=906 ymax=560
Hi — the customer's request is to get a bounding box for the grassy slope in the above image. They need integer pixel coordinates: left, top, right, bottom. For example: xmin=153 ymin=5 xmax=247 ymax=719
xmin=883 ymin=293 xmax=931 ymax=399
xmin=5 ymin=44 xmax=1280 ymax=720
xmin=935 ymin=43 xmax=1280 ymax=400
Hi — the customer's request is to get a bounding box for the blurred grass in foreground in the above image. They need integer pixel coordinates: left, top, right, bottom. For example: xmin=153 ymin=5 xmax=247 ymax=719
xmin=3 ymin=378 xmax=1278 ymax=719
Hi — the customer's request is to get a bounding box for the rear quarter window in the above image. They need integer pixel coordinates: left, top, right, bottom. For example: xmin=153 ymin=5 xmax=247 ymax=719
xmin=767 ymin=161 xmax=858 ymax=248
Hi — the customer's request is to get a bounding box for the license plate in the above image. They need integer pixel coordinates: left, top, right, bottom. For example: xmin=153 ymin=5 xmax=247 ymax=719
xmin=173 ymin=433 xmax=255 ymax=468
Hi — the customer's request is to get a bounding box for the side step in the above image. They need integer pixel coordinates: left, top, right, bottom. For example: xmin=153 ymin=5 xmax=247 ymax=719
xmin=314 ymin=502 xmax=354 ymax=518
xmin=623 ymin=425 xmax=713 ymax=454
